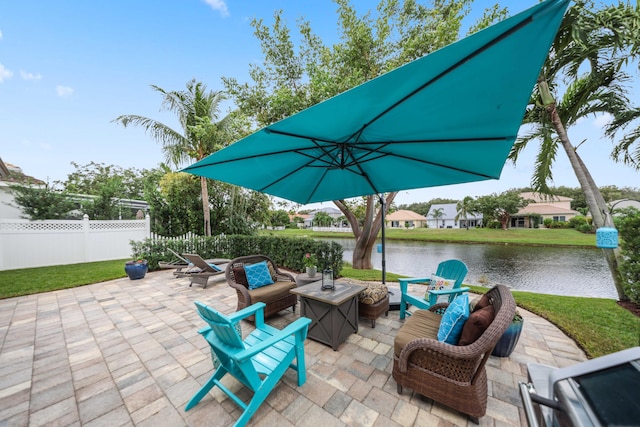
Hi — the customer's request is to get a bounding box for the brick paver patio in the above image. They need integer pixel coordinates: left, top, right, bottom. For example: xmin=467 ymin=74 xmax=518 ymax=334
xmin=0 ymin=269 xmax=587 ymax=426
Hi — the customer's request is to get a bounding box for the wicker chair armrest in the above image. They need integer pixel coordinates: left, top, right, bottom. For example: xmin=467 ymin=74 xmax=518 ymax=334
xmin=227 ymin=278 xmax=251 ymax=301
xmin=274 ymin=271 xmax=295 ymax=283
xmin=398 ymin=337 xmax=482 ymax=383
xmin=428 ymin=302 xmax=450 ymax=314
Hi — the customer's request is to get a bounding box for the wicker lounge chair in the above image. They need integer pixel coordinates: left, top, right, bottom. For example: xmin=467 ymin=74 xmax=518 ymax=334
xmin=225 ymin=254 xmax=298 ymax=321
xmin=393 ymin=284 xmax=516 ymax=423
xmin=158 ymin=248 xmax=190 ymax=271
xmin=173 ymin=253 xmax=228 ymax=288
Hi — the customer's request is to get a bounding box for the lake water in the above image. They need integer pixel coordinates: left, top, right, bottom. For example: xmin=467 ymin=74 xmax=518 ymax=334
xmin=321 ymin=238 xmax=618 ymax=299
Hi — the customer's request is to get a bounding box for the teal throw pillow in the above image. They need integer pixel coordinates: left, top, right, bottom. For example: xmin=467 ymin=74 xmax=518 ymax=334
xmin=245 ymin=261 xmax=275 ymax=290
xmin=437 ymin=293 xmax=470 ymax=344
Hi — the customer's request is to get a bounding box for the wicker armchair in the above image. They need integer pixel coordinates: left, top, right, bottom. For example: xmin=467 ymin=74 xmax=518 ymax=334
xmin=225 ymin=254 xmax=298 ymax=320
xmin=392 ymin=284 xmax=516 ymax=423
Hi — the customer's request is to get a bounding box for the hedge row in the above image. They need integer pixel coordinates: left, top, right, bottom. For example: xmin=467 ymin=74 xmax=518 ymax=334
xmin=130 ymin=235 xmax=344 ymax=276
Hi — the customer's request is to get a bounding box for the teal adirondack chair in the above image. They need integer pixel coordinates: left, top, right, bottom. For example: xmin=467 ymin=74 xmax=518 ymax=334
xmin=399 ymin=259 xmax=469 ymax=320
xmin=185 ymin=301 xmax=311 ymax=427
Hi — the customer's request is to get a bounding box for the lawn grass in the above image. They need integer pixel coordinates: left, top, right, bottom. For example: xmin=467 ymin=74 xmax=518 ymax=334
xmin=263 ymin=227 xmax=596 ymax=247
xmin=1 ymin=259 xmax=637 ymax=359
xmin=0 ymin=260 xmax=128 ymax=299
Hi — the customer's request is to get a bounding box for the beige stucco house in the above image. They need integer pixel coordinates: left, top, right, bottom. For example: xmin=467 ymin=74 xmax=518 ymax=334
xmin=386 ymin=209 xmax=427 ymax=229
xmin=512 ymin=191 xmax=581 ymax=228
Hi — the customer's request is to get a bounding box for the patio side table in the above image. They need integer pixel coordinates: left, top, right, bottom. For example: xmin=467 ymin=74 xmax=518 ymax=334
xmin=294 ymin=272 xmax=320 ymax=287
xmin=291 ymin=281 xmax=366 ymax=351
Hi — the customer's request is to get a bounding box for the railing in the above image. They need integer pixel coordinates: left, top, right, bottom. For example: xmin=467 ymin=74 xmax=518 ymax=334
xmin=0 ymin=214 xmax=150 ymax=270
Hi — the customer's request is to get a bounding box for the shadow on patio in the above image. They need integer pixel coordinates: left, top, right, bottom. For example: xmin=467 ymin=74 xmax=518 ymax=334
xmin=0 ymin=269 xmax=586 ymax=426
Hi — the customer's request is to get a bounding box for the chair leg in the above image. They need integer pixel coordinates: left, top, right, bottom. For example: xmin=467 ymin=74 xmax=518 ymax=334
xmin=397 ymin=384 xmax=403 ymax=394
xmin=185 ymin=370 xmax=220 ymax=410
xmin=371 ymin=318 xmax=375 ymax=328
xmin=399 ymin=299 xmax=406 ymax=320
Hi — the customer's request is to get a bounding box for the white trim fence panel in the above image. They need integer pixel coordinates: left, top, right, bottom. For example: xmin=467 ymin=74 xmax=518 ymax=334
xmin=0 ymin=215 xmax=150 ymax=270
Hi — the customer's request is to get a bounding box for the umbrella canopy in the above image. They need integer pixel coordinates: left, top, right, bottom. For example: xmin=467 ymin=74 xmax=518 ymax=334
xmin=183 ymin=0 xmax=569 ymax=205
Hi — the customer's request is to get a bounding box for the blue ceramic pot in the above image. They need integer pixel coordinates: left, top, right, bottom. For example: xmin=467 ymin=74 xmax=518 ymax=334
xmin=124 ymin=261 xmax=148 ymax=280
xmin=491 ymin=318 xmax=523 ymax=357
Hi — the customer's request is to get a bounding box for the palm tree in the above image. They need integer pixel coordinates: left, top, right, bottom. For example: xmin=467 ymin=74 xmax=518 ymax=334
xmin=509 ymin=1 xmax=639 ymax=300
xmin=430 ymin=207 xmax=445 ymax=228
xmin=456 ymin=196 xmax=474 ymax=230
xmin=114 ymin=79 xmax=236 ymax=236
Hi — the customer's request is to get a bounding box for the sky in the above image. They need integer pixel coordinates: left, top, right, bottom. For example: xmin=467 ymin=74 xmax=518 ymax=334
xmin=1 ymin=0 xmax=638 ymax=210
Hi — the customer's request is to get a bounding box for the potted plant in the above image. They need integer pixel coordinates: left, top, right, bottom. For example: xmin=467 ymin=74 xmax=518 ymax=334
xmin=124 ymin=259 xmax=148 ymax=280
xmin=491 ymin=310 xmax=524 ymax=357
xmin=302 ymin=252 xmax=318 ymax=277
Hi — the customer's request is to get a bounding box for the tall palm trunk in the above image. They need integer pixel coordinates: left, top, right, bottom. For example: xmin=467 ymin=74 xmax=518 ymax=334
xmin=335 ymin=192 xmax=397 ymax=269
xmin=200 ymin=176 xmax=211 ymax=237
xmin=542 ymin=88 xmax=626 ymax=300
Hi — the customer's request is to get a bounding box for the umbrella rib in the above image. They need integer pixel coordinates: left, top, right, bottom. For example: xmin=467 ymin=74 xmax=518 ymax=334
xmin=362 ymin=15 xmax=534 ymax=131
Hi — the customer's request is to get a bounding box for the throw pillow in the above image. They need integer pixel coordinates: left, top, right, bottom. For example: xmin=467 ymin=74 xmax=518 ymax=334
xmin=426 ymin=274 xmax=456 ymax=304
xmin=244 ymin=261 xmax=275 ymax=290
xmin=458 ymin=304 xmax=495 ymax=346
xmin=437 ymin=293 xmax=470 ymax=345
xmin=358 ymin=283 xmax=388 ymax=304
xmin=473 ymin=293 xmax=492 ymax=311
xmin=233 ymin=265 xmax=249 ymax=288
xmin=266 ymin=261 xmax=278 ymax=282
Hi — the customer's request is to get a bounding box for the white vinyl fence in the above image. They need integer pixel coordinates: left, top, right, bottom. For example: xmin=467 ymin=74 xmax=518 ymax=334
xmin=0 ymin=214 xmax=150 ymax=270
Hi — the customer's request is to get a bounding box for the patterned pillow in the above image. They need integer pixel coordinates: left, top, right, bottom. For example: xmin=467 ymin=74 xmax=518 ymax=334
xmin=426 ymin=274 xmax=456 ymax=303
xmin=437 ymin=294 xmax=470 ymax=344
xmin=358 ymin=283 xmax=388 ymax=304
xmin=244 ymin=261 xmax=275 ymax=290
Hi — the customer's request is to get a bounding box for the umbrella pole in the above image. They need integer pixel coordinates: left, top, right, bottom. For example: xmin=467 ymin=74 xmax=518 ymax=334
xmin=379 ymin=194 xmax=386 ymax=285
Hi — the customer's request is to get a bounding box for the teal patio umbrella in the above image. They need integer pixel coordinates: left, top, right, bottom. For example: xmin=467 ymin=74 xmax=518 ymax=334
xmin=183 ymin=0 xmax=569 ymax=279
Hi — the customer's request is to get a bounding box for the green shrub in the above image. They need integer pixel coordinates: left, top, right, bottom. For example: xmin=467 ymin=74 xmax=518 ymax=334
xmin=548 ymin=220 xmax=569 ymax=229
xmin=569 ymin=215 xmax=588 ymax=229
xmin=130 ymin=235 xmax=344 ymax=276
xmin=576 ymin=223 xmax=593 ymax=233
xmin=487 ymin=220 xmax=501 ymax=229
xmin=543 ymin=218 xmax=553 ymax=227
xmin=616 ymin=208 xmax=640 ymax=303
xmin=529 ymin=214 xmax=542 ymax=228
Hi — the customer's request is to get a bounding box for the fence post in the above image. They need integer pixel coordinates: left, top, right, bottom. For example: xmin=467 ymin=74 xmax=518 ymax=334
xmin=145 ymin=214 xmax=151 ymax=238
xmin=83 ymin=214 xmax=90 ymax=262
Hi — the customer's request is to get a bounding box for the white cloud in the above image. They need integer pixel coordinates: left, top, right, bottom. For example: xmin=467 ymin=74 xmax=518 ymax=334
xmin=203 ymin=0 xmax=229 ymax=17
xmin=20 ymin=70 xmax=42 ymax=81
xmin=0 ymin=29 xmax=3 ymax=40
xmin=593 ymin=113 xmax=613 ymax=129
xmin=56 ymin=85 xmax=74 ymax=97
xmin=0 ymin=63 xmax=13 ymax=82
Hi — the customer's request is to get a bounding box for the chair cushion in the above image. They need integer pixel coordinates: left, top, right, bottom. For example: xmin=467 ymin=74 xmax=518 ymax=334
xmin=394 ymin=309 xmax=442 ymax=356
xmin=437 ymin=294 xmax=470 ymax=344
xmin=359 ymin=283 xmax=388 ymax=304
xmin=245 ymin=261 xmax=275 ymax=290
xmin=458 ymin=304 xmax=495 ymax=346
xmin=248 ymin=280 xmax=297 ymax=304
xmin=233 ymin=266 xmax=249 ymax=288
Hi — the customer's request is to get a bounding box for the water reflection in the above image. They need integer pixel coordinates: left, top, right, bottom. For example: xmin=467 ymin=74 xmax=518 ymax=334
xmin=322 ymin=238 xmax=617 ymax=299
